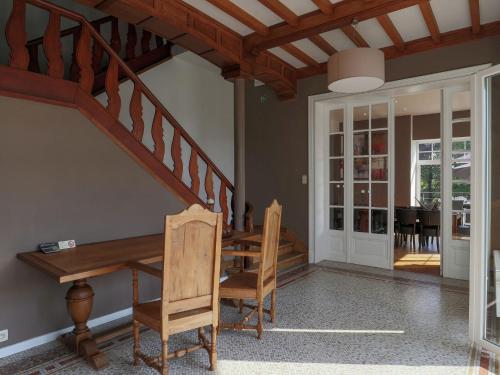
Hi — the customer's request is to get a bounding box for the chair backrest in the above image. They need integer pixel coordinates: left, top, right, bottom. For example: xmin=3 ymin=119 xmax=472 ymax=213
xmin=418 ymin=209 xmax=440 ymax=226
xmin=452 ymin=199 xmax=464 ymax=211
xmin=258 ymin=200 xmax=282 ymax=288
xmin=396 ymin=208 xmax=417 ymax=226
xmin=161 ymin=204 xmax=223 ymax=337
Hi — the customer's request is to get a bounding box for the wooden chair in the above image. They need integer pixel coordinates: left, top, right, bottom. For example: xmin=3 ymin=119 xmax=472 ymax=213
xmin=129 ymin=204 xmax=223 ymax=374
xmin=395 ymin=208 xmax=419 ymax=250
xmin=219 ymin=200 xmax=282 ymax=339
xmin=418 ymin=209 xmax=441 ymax=252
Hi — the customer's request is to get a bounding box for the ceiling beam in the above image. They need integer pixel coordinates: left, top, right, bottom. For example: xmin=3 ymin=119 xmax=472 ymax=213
xmin=257 ymin=0 xmax=299 ymax=26
xmin=296 ymin=20 xmax=500 ymax=79
xmin=418 ymin=0 xmax=440 ymax=43
xmin=309 ymin=34 xmax=337 ymax=55
xmin=377 ymin=14 xmax=405 ymax=51
xmin=281 ymin=43 xmax=321 ymax=67
xmin=205 ymin=0 xmax=269 ymax=36
xmin=469 ymin=0 xmax=481 ymax=34
xmin=341 ymin=25 xmax=369 ymax=47
xmin=311 ymin=0 xmax=333 ymax=15
xmin=244 ymin=0 xmax=423 ymax=53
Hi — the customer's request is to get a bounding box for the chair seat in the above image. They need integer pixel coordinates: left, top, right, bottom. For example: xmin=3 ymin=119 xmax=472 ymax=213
xmin=220 ymin=272 xmax=274 ymax=299
xmin=134 ymin=301 xmax=213 ymax=335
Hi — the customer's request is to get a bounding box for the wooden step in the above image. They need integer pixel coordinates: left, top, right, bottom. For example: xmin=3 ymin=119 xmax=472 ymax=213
xmin=277 ymin=251 xmax=308 ymax=272
xmin=278 ymin=241 xmax=294 ymax=256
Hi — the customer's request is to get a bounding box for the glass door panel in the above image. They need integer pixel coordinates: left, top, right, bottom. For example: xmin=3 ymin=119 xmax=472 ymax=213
xmin=450 ymin=92 xmax=471 ymax=240
xmin=351 ymin=103 xmax=389 ymax=236
xmin=329 ymin=108 xmax=345 ymax=231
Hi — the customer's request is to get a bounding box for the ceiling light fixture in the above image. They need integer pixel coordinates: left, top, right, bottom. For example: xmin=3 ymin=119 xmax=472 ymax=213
xmin=327 ymin=19 xmax=385 ymax=94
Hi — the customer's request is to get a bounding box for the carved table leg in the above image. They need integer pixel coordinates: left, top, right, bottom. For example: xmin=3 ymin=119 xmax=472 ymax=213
xmin=61 ymin=279 xmax=108 ymax=369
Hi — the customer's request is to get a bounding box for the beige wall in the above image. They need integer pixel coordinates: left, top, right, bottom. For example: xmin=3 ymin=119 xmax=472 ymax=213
xmin=0 ymin=97 xmax=184 ymax=348
xmin=245 ymin=36 xmax=500 ymax=243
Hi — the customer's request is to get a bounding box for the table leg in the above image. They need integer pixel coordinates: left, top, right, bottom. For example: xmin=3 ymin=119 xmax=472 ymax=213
xmin=61 ymin=279 xmax=108 ymax=369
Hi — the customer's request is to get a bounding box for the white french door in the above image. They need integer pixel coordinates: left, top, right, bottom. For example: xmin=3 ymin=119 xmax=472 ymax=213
xmin=324 ymin=97 xmax=393 ymax=269
xmin=348 ymin=99 xmax=393 ymax=269
xmin=471 ymin=64 xmax=500 ymax=352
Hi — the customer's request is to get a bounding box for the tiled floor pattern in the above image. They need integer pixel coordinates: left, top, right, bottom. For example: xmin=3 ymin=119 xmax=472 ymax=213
xmin=0 ymin=264 xmax=497 ymax=375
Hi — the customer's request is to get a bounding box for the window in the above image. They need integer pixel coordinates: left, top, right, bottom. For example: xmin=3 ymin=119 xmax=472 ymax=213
xmin=416 ymin=140 xmax=441 ymax=204
xmin=414 ymin=138 xmax=471 ymax=214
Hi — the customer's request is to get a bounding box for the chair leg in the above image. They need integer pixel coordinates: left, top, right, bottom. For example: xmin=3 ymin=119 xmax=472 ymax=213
xmin=133 ymin=319 xmax=140 ymax=366
xmin=239 ymin=299 xmax=244 ymax=314
xmin=161 ymin=339 xmax=169 ymax=375
xmin=210 ymin=325 xmax=217 ymax=371
xmin=270 ymin=289 xmax=276 ymax=323
xmin=257 ymin=302 xmax=263 ymax=339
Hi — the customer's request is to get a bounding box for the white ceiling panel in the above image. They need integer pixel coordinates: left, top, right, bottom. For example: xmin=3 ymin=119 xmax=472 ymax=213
xmin=320 ymin=29 xmax=357 ymax=51
xmin=292 ymin=39 xmax=330 ymax=62
xmin=357 ymin=18 xmax=393 ymax=48
xmin=388 ymin=5 xmax=430 ymax=42
xmin=280 ymin=0 xmax=318 ymax=16
xmin=268 ymin=47 xmax=307 ymax=68
xmin=431 ymin=0 xmax=470 ymax=33
xmin=480 ymin=0 xmax=500 ymax=24
xmin=230 ymin=0 xmax=283 ymax=26
xmin=182 ymin=0 xmax=253 ymax=35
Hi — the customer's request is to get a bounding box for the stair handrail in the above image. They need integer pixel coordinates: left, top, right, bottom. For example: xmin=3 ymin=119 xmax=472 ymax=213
xmin=23 ymin=0 xmax=235 ymax=195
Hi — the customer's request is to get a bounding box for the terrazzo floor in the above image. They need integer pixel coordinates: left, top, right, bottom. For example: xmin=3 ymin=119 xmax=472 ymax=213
xmin=0 ymin=264 xmax=493 ymax=375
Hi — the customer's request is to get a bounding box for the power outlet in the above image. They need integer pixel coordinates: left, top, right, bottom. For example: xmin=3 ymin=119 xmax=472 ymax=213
xmin=0 ymin=329 xmax=8 ymax=343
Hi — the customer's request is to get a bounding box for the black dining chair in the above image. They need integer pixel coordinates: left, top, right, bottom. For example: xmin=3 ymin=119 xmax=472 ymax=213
xmin=418 ymin=210 xmax=441 ymax=252
xmin=395 ymin=208 xmax=419 ymax=250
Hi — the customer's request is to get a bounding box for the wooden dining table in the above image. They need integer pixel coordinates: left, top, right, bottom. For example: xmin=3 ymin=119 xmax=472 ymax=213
xmin=17 ymin=231 xmax=254 ymax=369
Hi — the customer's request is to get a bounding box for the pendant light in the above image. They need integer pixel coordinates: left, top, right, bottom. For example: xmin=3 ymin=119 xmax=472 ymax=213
xmin=327 ymin=20 xmax=385 ymax=93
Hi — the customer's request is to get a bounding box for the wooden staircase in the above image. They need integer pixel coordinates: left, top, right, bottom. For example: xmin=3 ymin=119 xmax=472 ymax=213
xmin=2 ymin=0 xmax=234 ymax=224
xmin=1 ymin=0 xmax=309 ymax=271
xmin=25 ymin=15 xmax=174 ymax=96
xmin=225 ymin=227 xmax=309 ymax=277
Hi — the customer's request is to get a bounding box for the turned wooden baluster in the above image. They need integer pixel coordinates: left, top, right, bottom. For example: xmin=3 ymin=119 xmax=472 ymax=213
xmin=28 ymin=44 xmax=40 ymax=73
xmin=105 ymin=56 xmax=121 ymax=119
xmin=171 ymin=128 xmax=183 ymax=179
xmin=219 ymin=183 xmax=228 ymax=225
xmin=91 ymin=24 xmax=104 ymax=73
xmin=6 ymin=0 xmax=29 ymax=70
xmin=205 ymin=166 xmax=215 ymax=209
xmin=189 ymin=149 xmax=200 ymax=195
xmin=43 ymin=10 xmax=64 ymax=79
xmin=141 ymin=30 xmax=151 ymax=54
xmin=151 ymin=108 xmax=165 ymax=161
xmin=130 ymin=83 xmax=144 ymax=141
xmin=69 ymin=30 xmax=81 ymax=82
xmin=76 ymin=25 xmax=94 ymax=94
xmin=155 ymin=35 xmax=163 ymax=48
xmin=126 ymin=24 xmax=137 ymax=60
xmin=110 ymin=18 xmax=121 ymax=55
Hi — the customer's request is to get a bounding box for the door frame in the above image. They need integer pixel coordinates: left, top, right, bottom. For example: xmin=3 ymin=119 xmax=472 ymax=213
xmin=469 ymin=64 xmax=500 ymax=354
xmin=309 ymin=64 xmax=489 ymax=265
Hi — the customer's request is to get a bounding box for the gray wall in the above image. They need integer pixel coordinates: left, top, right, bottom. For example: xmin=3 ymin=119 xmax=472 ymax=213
xmin=245 ymin=35 xmax=500 ymax=243
xmin=0 ymin=97 xmax=183 ymax=348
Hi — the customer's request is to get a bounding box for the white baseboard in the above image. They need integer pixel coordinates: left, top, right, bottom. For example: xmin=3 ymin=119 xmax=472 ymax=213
xmin=0 ymin=307 xmax=132 ymax=359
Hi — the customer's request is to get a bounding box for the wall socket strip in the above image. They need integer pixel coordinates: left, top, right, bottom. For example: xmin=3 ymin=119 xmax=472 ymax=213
xmin=0 ymin=329 xmax=8 ymax=343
